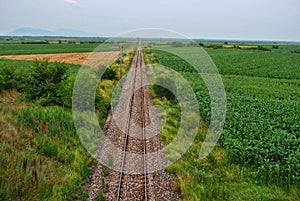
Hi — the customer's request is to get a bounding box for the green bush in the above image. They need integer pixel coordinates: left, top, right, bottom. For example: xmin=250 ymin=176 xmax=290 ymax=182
xmin=24 ymin=59 xmax=68 ymax=105
xmin=153 ymin=77 xmax=177 ymax=101
xmin=0 ymin=65 xmax=19 ymax=91
xmin=258 ymin=45 xmax=271 ymax=51
xmin=57 ymin=75 xmax=76 ymax=108
xmin=98 ymin=66 xmax=117 ymax=80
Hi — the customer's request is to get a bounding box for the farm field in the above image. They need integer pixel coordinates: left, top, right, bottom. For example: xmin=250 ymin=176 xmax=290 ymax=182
xmin=0 ymin=38 xmax=299 ymax=200
xmin=0 ymin=51 xmax=120 ymax=68
xmin=0 ymin=37 xmax=124 ymax=55
xmin=144 ymin=45 xmax=300 ymax=200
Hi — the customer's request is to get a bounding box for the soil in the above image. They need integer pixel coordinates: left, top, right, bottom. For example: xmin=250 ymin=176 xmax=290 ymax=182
xmin=0 ymin=51 xmax=120 ymax=68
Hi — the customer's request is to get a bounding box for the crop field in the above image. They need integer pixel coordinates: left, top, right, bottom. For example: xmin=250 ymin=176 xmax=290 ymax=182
xmin=0 ymin=51 xmax=120 ymax=68
xmin=207 ymin=49 xmax=300 ymax=79
xmin=0 ymin=43 xmax=100 ymax=55
xmin=144 ymin=45 xmax=300 ymax=200
xmin=0 ymin=37 xmax=121 ymax=55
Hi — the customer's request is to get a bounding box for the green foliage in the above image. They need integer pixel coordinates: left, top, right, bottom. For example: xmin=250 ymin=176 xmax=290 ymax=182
xmin=99 ymin=66 xmax=117 ymax=80
xmin=0 ymin=43 xmax=117 ymax=55
xmin=39 ymin=141 xmax=58 ymax=158
xmin=16 ymin=106 xmax=75 ymax=136
xmin=0 ymin=65 xmax=19 ymax=91
xmin=206 ymin=44 xmax=223 ymax=49
xmin=153 ymin=77 xmax=177 ymax=101
xmin=257 ymin=45 xmax=271 ymax=51
xmin=151 ymin=49 xmax=196 ymax=73
xmin=81 ymin=190 xmax=89 ymax=200
xmin=149 ymin=47 xmax=300 ymax=187
xmin=222 ymin=75 xmax=300 ymax=101
xmin=0 ymin=98 xmax=93 ymax=200
xmin=152 ymin=97 xmax=300 ymax=201
xmin=72 ymin=67 xmax=108 ymax=117
xmin=0 ymin=178 xmax=9 ymax=201
xmin=94 ymin=192 xmax=106 ymax=201
xmin=0 ymin=59 xmax=82 ymax=108
xmin=23 ymin=59 xmax=68 ymax=105
xmin=57 ymin=75 xmax=76 ymax=108
xmin=206 ymin=48 xmax=300 ymax=79
xmin=21 ymin=41 xmax=49 ymax=44
xmin=292 ymin=49 xmax=300 ymax=53
xmin=0 ymin=47 xmax=134 ymax=200
xmin=221 ymin=96 xmax=300 ymax=185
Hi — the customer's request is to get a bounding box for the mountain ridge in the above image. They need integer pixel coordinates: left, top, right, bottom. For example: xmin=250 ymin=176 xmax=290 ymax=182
xmin=8 ymin=27 xmax=99 ymax=37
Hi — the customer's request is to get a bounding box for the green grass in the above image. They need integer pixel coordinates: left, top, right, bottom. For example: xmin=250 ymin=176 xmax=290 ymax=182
xmin=0 ymin=90 xmax=94 ymax=200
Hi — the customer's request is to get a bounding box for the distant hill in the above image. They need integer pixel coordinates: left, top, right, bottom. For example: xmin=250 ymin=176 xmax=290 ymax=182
xmin=9 ymin=27 xmax=54 ymax=36
xmin=8 ymin=27 xmax=99 ymax=37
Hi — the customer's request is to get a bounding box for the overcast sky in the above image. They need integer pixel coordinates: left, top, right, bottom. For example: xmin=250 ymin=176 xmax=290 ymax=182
xmin=0 ymin=0 xmax=299 ymax=41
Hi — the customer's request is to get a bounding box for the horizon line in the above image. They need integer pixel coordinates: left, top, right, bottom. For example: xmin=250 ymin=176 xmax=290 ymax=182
xmin=0 ymin=34 xmax=300 ymax=43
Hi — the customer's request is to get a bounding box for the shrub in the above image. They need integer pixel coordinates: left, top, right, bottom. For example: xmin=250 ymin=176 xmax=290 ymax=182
xmin=0 ymin=65 xmax=18 ymax=91
xmin=98 ymin=66 xmax=117 ymax=80
xmin=57 ymin=75 xmax=76 ymax=108
xmin=24 ymin=59 xmax=68 ymax=105
xmin=206 ymin=44 xmax=223 ymax=49
xmin=153 ymin=77 xmax=177 ymax=101
xmin=258 ymin=45 xmax=271 ymax=51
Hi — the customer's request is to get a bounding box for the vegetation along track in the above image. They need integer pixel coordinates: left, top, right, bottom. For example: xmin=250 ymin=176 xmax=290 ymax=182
xmin=88 ymin=44 xmax=178 ymax=200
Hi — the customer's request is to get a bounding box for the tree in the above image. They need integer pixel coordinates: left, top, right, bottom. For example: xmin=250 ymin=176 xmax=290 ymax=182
xmin=199 ymin=42 xmax=205 ymax=47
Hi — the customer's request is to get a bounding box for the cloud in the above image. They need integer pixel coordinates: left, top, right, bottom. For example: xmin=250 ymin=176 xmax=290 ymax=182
xmin=63 ymin=0 xmax=79 ymax=6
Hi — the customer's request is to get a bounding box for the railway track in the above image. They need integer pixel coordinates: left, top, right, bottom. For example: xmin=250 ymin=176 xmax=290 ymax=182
xmin=116 ymin=45 xmax=149 ymax=201
xmin=88 ymin=43 xmax=179 ymax=201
